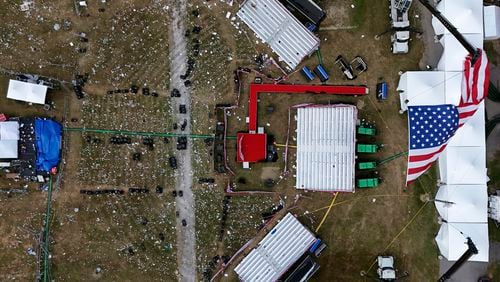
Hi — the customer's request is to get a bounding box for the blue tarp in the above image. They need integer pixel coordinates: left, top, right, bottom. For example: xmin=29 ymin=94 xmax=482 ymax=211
xmin=35 ymin=118 xmax=62 ymax=172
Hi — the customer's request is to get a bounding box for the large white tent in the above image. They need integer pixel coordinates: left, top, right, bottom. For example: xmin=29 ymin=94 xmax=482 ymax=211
xmin=448 ymin=103 xmax=485 ymax=147
xmin=437 ymin=34 xmax=483 ymax=71
xmin=435 ymin=223 xmax=489 ymax=262
xmin=7 ymin=80 xmax=48 ymax=105
xmin=438 ymin=146 xmax=487 ymax=185
xmin=431 ymin=0 xmax=484 ymax=35
xmin=435 ymin=185 xmax=488 ymax=223
xmin=0 ymin=121 xmax=19 ymax=159
xmin=397 ymin=72 xmax=461 ymax=111
xmin=295 ymin=105 xmax=356 ymax=192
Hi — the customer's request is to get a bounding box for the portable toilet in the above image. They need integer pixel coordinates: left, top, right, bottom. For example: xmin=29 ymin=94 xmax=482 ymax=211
xmin=313 ymin=64 xmax=329 ymax=82
xmin=376 ymin=82 xmax=388 ymax=100
xmin=301 ymin=66 xmax=315 ymax=81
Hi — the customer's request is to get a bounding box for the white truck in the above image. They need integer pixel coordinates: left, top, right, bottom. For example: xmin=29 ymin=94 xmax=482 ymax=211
xmin=390 ymin=0 xmax=412 ymax=54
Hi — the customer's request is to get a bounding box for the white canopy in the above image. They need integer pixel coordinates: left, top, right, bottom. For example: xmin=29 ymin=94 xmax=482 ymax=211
xmin=296 ymin=105 xmax=357 ymax=192
xmin=435 ymin=185 xmax=488 ymax=223
xmin=435 ymin=223 xmax=488 ymax=262
xmin=0 ymin=121 xmax=19 ymax=159
xmin=397 ymin=71 xmax=463 ymax=111
xmin=437 ymin=34 xmax=483 ymax=72
xmin=484 ymin=5 xmax=500 ymax=40
xmin=448 ymin=102 xmax=485 ymax=147
xmin=438 ymin=146 xmax=487 ymax=185
xmin=431 ymin=0 xmax=484 ymax=36
xmin=7 ymin=79 xmax=48 ymax=105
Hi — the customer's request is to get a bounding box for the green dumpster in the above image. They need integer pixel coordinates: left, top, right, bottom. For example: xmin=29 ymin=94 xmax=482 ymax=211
xmin=357 ymin=126 xmax=376 ymax=136
xmin=357 ymin=144 xmax=379 ymax=153
xmin=357 ymin=178 xmax=379 ymax=189
xmin=358 ymin=161 xmax=377 ymax=170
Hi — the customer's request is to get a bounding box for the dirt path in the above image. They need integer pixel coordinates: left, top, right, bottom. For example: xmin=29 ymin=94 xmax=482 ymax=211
xmin=169 ymin=1 xmax=196 ymax=281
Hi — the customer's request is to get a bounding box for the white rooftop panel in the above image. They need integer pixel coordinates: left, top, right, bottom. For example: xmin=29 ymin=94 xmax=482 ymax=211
xmin=437 ymin=34 xmax=484 ymax=72
xmin=435 ymin=185 xmax=488 ymax=223
xmin=295 ymin=105 xmax=357 ymax=192
xmin=0 ymin=121 xmax=20 ymax=140
xmin=234 ymin=213 xmax=316 ymax=282
xmin=448 ymin=102 xmax=485 ymax=147
xmin=438 ymin=146 xmax=487 ymax=185
xmin=484 ymin=5 xmax=500 ymax=40
xmin=435 ymin=223 xmax=489 ymax=262
xmin=7 ymin=80 xmax=47 ymax=105
xmin=431 ymin=0 xmax=484 ymax=35
xmin=237 ymin=0 xmax=320 ymax=69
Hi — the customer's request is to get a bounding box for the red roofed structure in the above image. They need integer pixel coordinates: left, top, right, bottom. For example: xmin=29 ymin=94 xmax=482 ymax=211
xmin=236 ymin=83 xmax=368 ymax=164
xmin=237 ymin=133 xmax=267 ymax=163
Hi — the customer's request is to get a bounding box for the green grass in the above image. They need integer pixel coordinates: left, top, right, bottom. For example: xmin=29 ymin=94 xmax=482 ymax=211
xmin=351 ymin=0 xmax=366 ymax=28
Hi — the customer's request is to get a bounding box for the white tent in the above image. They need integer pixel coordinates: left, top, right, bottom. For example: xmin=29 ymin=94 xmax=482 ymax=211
xmin=435 ymin=223 xmax=488 ymax=262
xmin=448 ymin=102 xmax=485 ymax=147
xmin=397 ymin=71 xmax=463 ymax=112
xmin=437 ymin=34 xmax=483 ymax=72
xmin=7 ymin=79 xmax=48 ymax=105
xmin=431 ymin=0 xmax=484 ymax=36
xmin=435 ymin=185 xmax=488 ymax=223
xmin=295 ymin=105 xmax=357 ymax=192
xmin=0 ymin=121 xmax=19 ymax=159
xmin=484 ymin=5 xmax=500 ymax=40
xmin=438 ymin=146 xmax=487 ymax=185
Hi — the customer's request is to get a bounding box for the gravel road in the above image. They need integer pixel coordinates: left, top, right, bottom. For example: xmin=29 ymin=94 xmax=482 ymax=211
xmin=169 ymin=1 xmax=197 ymax=281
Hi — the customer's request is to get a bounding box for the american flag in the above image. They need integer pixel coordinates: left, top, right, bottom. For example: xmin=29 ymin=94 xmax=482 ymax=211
xmin=406 ymin=49 xmax=490 ymax=185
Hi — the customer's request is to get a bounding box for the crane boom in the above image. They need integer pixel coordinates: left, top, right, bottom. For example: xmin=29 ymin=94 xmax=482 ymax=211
xmin=417 ymin=0 xmax=480 ymax=64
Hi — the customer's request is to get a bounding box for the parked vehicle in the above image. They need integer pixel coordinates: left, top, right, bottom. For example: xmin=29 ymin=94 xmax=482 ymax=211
xmin=335 ymin=55 xmax=356 ymax=80
xmin=179 ymin=104 xmax=187 ymax=114
xmin=181 ymin=219 xmax=187 ymax=226
xmin=178 ymin=190 xmax=183 ymax=197
xmin=169 ymin=156 xmax=178 ymax=169
xmin=171 ymin=88 xmax=181 ymax=97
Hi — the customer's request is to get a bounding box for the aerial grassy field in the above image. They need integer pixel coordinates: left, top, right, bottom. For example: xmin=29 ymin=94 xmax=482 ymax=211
xmin=185 ymin=0 xmax=440 ymax=281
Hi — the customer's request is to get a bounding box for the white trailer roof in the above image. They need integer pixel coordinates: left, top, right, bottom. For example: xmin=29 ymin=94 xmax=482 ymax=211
xmin=435 ymin=185 xmax=488 ymax=223
xmin=0 ymin=121 xmax=19 ymax=159
xmin=484 ymin=5 xmax=500 ymax=40
xmin=438 ymin=146 xmax=487 ymax=185
xmin=435 ymin=223 xmax=489 ymax=262
xmin=237 ymin=0 xmax=320 ymax=69
xmin=7 ymin=79 xmax=47 ymax=105
xmin=234 ymin=213 xmax=316 ymax=282
xmin=295 ymin=105 xmax=356 ymax=192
